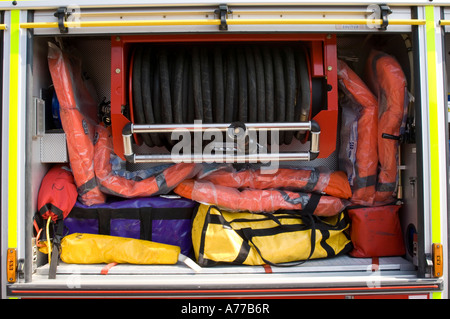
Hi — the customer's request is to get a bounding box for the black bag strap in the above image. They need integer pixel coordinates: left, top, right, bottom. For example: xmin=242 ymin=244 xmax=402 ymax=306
xmin=239 ymin=193 xmax=322 ymax=267
xmin=199 ymin=194 xmax=324 ymax=267
xmin=240 ymin=213 xmax=316 ymax=267
xmin=48 ymin=219 xmax=65 ymax=279
xmin=69 ymin=205 xmax=193 ymax=241
xmin=277 ymin=191 xmax=321 ymax=214
xmin=301 ymin=193 xmax=321 ymax=215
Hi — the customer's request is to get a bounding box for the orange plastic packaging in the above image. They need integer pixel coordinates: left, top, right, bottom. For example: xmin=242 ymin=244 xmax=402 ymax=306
xmin=48 ymin=42 xmax=106 ymax=206
xmin=200 ymin=166 xmax=351 ymax=199
xmin=366 ymin=50 xmax=408 ymax=205
xmin=94 ymin=125 xmax=201 ymax=198
xmin=174 ymin=179 xmax=348 ymax=216
xmin=337 ymin=59 xmax=378 ymax=206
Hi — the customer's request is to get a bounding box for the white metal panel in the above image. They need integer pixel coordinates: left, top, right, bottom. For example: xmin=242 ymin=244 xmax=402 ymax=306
xmin=0 ymin=0 xmax=449 ymax=10
xmin=29 ymin=5 xmax=414 ymax=35
xmin=34 ymin=256 xmax=417 ymax=276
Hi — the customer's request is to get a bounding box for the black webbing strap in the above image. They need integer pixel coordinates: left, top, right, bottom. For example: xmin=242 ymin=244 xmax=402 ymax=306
xmin=238 ymin=193 xmax=322 ymax=267
xmin=76 ymin=177 xmax=98 ymax=196
xmin=39 ymin=203 xmax=64 ymax=220
xmin=240 ymin=213 xmax=316 ymax=268
xmin=48 ymin=219 xmax=65 ymax=279
xmin=353 ymin=166 xmax=377 ymax=190
xmin=302 ymin=168 xmax=320 ymax=193
xmin=301 ymin=193 xmax=321 ymax=215
xmin=89 ymin=207 xmax=193 ymax=241
xmin=199 ymin=195 xmax=324 ymax=267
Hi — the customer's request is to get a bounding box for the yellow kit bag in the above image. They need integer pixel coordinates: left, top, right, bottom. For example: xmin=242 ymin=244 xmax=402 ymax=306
xmin=192 ymin=204 xmax=352 ymax=266
xmin=60 ymin=233 xmax=180 ymax=264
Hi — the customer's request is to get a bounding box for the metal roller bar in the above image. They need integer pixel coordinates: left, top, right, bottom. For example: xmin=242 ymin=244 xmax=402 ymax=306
xmin=130 ymin=152 xmax=312 ymax=163
xmin=130 ymin=122 xmax=313 ymax=133
xmin=122 ymin=120 xmax=320 ymax=163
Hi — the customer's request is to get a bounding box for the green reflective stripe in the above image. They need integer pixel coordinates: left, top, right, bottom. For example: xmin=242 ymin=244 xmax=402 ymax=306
xmin=425 ymin=6 xmax=441 ymax=247
xmin=425 ymin=8 xmax=444 ymax=301
xmin=425 ymin=7 xmax=444 ymax=300
xmin=432 ymin=291 xmax=442 ymax=299
xmin=8 ymin=9 xmax=20 ymax=249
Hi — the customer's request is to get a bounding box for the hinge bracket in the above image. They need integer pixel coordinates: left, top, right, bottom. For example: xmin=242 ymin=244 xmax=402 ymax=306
xmin=54 ymin=7 xmax=70 ymax=34
xmin=215 ymin=4 xmax=232 ymax=31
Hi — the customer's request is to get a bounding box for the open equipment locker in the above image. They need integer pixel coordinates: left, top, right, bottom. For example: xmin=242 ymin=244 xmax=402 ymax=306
xmin=0 ymin=1 xmax=448 ymax=299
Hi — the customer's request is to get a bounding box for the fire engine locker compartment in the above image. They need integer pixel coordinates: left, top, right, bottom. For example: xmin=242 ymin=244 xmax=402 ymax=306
xmin=11 ymin=25 xmax=443 ymax=297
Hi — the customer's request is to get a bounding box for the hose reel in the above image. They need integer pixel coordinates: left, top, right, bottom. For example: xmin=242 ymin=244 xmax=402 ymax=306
xmin=110 ymin=34 xmax=338 ymax=162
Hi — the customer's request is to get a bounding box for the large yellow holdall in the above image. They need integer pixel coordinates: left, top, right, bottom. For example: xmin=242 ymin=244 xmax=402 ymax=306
xmin=192 ymin=202 xmax=352 ymax=266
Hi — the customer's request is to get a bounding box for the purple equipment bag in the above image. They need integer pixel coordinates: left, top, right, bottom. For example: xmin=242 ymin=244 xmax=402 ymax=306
xmin=64 ymin=196 xmax=196 ymax=256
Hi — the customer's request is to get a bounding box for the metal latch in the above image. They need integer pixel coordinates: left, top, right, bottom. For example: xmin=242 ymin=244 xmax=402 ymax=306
xmin=54 ymin=7 xmax=70 ymax=33
xmin=379 ymin=4 xmax=392 ymax=30
xmin=215 ymin=4 xmax=232 ymax=31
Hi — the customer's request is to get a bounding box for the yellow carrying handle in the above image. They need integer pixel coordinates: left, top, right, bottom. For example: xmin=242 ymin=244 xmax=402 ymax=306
xmin=19 ymin=18 xmax=426 ymax=29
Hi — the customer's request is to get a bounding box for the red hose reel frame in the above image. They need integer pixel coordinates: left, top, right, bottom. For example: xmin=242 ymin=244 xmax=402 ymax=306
xmin=110 ymin=33 xmax=338 ymax=160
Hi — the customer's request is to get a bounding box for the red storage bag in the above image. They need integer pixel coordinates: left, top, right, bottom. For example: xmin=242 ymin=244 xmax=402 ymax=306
xmin=348 ymin=205 xmax=405 ymax=258
xmin=38 ymin=165 xmax=78 ymax=222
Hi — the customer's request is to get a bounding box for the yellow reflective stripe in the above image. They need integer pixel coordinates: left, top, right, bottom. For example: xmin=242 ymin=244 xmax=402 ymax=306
xmin=425 ymin=6 xmax=442 ymax=248
xmin=8 ymin=9 xmax=20 ymax=249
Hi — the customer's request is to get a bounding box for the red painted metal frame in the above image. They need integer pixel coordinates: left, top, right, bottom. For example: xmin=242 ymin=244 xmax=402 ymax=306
xmin=110 ymin=33 xmax=338 ymax=160
xmin=9 ymin=285 xmax=437 ymax=298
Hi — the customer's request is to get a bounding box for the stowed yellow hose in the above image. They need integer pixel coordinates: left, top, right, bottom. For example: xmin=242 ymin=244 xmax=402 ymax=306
xmin=60 ymin=233 xmax=180 ymax=265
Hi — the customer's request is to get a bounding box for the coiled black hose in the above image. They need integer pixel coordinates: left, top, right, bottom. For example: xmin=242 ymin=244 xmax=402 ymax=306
xmin=131 ymin=43 xmax=313 ymax=149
